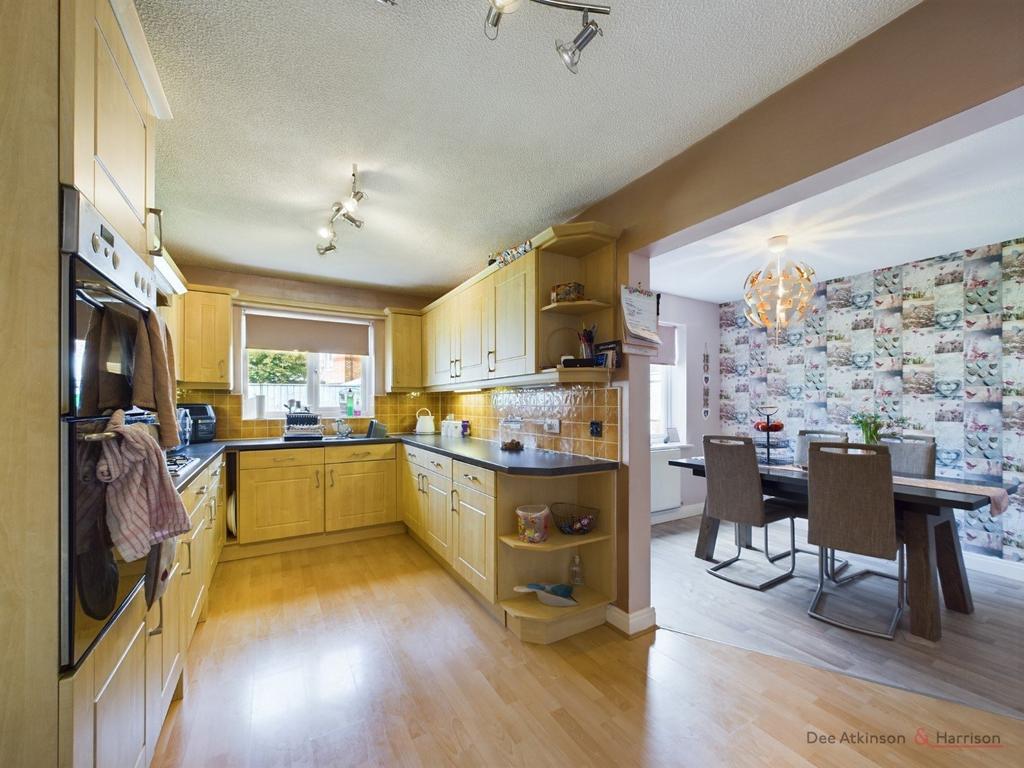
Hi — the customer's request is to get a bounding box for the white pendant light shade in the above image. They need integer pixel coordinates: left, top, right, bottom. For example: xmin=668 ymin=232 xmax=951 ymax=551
xmin=742 ymin=235 xmax=816 ymax=334
xmin=490 ymin=0 xmax=523 ymax=11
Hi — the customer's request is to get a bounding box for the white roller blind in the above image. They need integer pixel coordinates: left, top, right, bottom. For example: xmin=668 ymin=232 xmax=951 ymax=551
xmin=652 ymin=324 xmax=678 ymax=366
xmin=245 ymin=312 xmax=370 ymax=356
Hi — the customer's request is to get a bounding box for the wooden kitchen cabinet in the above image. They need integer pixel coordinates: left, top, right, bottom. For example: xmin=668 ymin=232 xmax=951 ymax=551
xmin=423 ymin=303 xmax=454 ymax=387
xmin=398 ymin=457 xmax=425 ymax=537
xmin=238 ymin=464 xmax=325 ymax=544
xmin=181 ymin=505 xmax=208 ymax=648
xmin=452 ymin=483 xmax=496 ymax=603
xmin=324 ymin=460 xmax=397 ymax=531
xmin=455 ymin=278 xmax=489 ymax=382
xmin=145 ymin=556 xmax=183 ymax=766
xmin=423 ymin=470 xmax=453 ymax=563
xmin=489 ymin=252 xmax=536 ymax=378
xmin=180 ymin=289 xmax=233 ymax=388
xmin=384 ymin=308 xmax=422 ymax=392
xmin=60 ymin=0 xmax=164 ymax=262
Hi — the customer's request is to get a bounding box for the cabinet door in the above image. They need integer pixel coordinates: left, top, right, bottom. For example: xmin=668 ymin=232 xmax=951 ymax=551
xmin=182 ymin=511 xmax=207 ymax=648
xmin=94 ymin=607 xmax=147 ymax=768
xmin=145 ymin=557 xmax=183 ymax=764
xmin=399 ymin=461 xmax=426 ymax=536
xmin=181 ymin=290 xmax=232 ymax=386
xmin=238 ymin=465 xmax=325 ymax=544
xmin=324 ymin=460 xmax=397 ymax=531
xmin=423 ymin=471 xmax=453 ymax=563
xmin=491 ymin=252 xmax=536 ymax=377
xmin=425 ymin=304 xmax=453 ymax=385
xmin=452 ymin=484 xmax=496 ymax=602
xmin=457 ymin=279 xmax=488 ymax=382
xmin=63 ymin=0 xmax=156 ymax=259
xmin=385 ymin=311 xmax=422 ymax=391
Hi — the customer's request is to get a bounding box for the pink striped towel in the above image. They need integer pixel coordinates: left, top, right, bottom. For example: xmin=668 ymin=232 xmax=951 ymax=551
xmin=96 ymin=410 xmax=190 ymax=562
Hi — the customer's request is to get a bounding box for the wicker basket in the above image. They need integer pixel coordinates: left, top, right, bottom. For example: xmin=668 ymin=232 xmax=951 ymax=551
xmin=550 ymin=503 xmax=598 ymax=536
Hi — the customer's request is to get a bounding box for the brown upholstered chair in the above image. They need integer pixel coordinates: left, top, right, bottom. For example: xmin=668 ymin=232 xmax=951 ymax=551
xmin=806 ymin=443 xmax=905 ymax=639
xmin=702 ymin=435 xmax=803 ymax=591
xmin=794 ymin=429 xmax=848 ymax=468
xmin=879 ymin=433 xmax=936 ymax=478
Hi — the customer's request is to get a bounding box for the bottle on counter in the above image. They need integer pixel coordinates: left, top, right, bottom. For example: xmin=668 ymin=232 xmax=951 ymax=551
xmin=569 ymin=554 xmax=584 ymax=586
xmin=346 ymin=388 xmax=355 ymax=417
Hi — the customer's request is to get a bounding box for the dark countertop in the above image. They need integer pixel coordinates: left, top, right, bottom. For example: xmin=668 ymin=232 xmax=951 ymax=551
xmin=173 ymin=434 xmax=618 ymax=479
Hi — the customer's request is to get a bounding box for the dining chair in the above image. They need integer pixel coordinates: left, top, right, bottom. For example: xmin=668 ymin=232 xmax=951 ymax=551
xmin=795 ymin=429 xmax=848 ymax=467
xmin=806 ymin=443 xmax=905 ymax=639
xmin=879 ymin=433 xmax=936 ymax=478
xmin=702 ymin=435 xmax=802 ymax=591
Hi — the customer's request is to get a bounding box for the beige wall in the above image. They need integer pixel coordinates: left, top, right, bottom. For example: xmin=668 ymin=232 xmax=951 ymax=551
xmin=573 ymin=0 xmax=1024 ymax=617
xmin=0 ymin=0 xmax=60 ymax=764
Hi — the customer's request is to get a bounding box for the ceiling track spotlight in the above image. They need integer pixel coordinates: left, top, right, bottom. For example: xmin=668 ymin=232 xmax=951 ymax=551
xmin=485 ymin=0 xmax=610 ymax=72
xmin=315 ymin=164 xmax=366 ymax=255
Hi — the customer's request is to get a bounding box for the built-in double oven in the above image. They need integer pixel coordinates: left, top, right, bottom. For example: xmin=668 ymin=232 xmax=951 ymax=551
xmin=59 ymin=185 xmax=158 ymax=671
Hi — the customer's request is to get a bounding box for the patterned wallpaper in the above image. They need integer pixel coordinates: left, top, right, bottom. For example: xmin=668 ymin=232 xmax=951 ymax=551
xmin=719 ymin=237 xmax=1024 ymax=564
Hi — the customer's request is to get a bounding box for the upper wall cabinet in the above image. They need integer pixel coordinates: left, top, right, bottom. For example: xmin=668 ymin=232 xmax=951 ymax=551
xmin=384 ymin=309 xmax=423 ymax=393
xmin=385 ymin=222 xmax=618 ymax=393
xmin=180 ymin=286 xmax=235 ymax=388
xmin=60 ymin=0 xmax=171 ymax=264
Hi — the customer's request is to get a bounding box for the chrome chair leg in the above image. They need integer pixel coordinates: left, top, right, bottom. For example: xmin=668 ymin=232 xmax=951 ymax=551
xmin=707 ymin=520 xmax=796 ymax=591
xmin=807 ymin=545 xmax=905 ymax=640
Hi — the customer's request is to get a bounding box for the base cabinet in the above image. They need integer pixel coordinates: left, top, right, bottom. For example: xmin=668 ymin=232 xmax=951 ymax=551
xmin=325 ymin=460 xmax=397 ymax=531
xmin=452 ymin=483 xmax=496 ymax=602
xmin=238 ymin=465 xmax=325 ymax=544
xmin=145 ymin=558 xmax=183 ymax=765
xmin=399 ymin=459 xmax=426 ymax=537
xmin=423 ymin=470 xmax=453 ymax=563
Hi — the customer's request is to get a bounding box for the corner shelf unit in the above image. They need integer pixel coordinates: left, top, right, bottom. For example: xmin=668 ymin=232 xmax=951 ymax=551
xmin=495 ymin=470 xmax=617 ymax=644
xmin=540 ymin=300 xmax=612 ymax=316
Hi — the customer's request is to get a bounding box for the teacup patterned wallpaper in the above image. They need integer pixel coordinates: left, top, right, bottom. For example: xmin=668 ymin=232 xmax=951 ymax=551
xmin=719 ymin=237 xmax=1024 ymax=564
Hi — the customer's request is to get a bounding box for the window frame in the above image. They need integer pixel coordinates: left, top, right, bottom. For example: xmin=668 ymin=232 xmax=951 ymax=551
xmin=240 ymin=309 xmax=375 ymax=419
xmin=649 ymin=363 xmax=674 ymax=442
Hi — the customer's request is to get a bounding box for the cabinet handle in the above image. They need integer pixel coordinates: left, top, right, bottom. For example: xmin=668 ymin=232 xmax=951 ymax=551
xmin=315 ymin=470 xmax=321 ymax=488
xmin=418 ymin=473 xmax=426 ymax=493
xmin=462 ymin=473 xmax=479 ymax=483
xmin=182 ymin=540 xmax=193 ymax=575
xmin=487 ymin=350 xmax=496 ymax=372
xmin=449 ymin=360 xmax=456 ymax=379
xmin=149 ymin=596 xmax=164 ymax=637
xmin=451 ymin=488 xmax=460 ymax=514
xmin=206 ymin=498 xmax=215 ymax=529
xmin=408 ymin=452 xmax=417 ymax=461
xmin=431 ymin=460 xmax=444 ymax=470
xmin=352 ymin=451 xmax=370 ymax=458
xmin=211 ymin=468 xmax=222 ymax=478
xmin=329 ymin=468 xmax=335 ymax=488
xmin=147 ymin=207 xmax=164 ymax=257
xmin=196 ymin=485 xmax=208 ymax=496
xmin=272 ymin=457 xmax=296 ymax=463
xmin=455 ymin=359 xmax=462 ymax=378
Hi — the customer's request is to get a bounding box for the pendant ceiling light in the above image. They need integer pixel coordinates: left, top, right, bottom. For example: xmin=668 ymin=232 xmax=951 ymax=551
xmin=484 ymin=0 xmax=610 ymax=72
xmin=742 ymin=235 xmax=816 ymax=341
xmin=316 ymin=164 xmax=366 ymax=256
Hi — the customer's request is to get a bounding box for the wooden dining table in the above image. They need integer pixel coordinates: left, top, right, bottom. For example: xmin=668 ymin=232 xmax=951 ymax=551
xmin=670 ymin=458 xmax=1016 ymax=641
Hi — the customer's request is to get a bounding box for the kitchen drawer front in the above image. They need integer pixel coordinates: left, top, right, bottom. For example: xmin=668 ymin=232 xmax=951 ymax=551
xmin=452 ymin=461 xmax=495 ymax=497
xmin=180 ymin=468 xmax=213 ymax=516
xmin=239 ymin=447 xmax=325 ymax=470
xmin=324 ymin=443 xmax=395 ymax=464
xmin=403 ymin=445 xmax=452 ymax=478
xmin=92 ymin=586 xmax=146 ymax=696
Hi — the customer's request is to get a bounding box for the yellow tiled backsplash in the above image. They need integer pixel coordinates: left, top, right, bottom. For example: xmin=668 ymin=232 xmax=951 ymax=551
xmin=178 ymin=384 xmax=619 ymax=461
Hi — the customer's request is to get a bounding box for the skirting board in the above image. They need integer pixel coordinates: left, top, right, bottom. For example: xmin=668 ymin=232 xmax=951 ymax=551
xmin=964 ymin=551 xmax=1024 ymax=582
xmin=651 ymin=503 xmax=704 ymax=526
xmin=606 ymin=605 xmax=657 ymax=637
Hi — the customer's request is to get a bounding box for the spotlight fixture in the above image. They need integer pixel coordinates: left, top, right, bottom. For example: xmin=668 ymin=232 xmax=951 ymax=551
xmin=556 ymin=11 xmax=603 ymax=74
xmin=315 ymin=164 xmax=366 ymax=255
xmin=484 ymin=0 xmax=610 ymax=73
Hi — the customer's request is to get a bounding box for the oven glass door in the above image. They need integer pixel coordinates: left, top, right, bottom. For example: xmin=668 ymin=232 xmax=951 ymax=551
xmin=61 ymin=416 xmax=148 ymax=670
xmin=64 ymin=255 xmax=149 ymax=418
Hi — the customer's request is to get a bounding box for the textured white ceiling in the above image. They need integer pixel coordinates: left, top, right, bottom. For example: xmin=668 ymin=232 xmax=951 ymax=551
xmin=651 ymin=115 xmax=1024 ymax=303
xmin=136 ymin=0 xmax=918 ymax=296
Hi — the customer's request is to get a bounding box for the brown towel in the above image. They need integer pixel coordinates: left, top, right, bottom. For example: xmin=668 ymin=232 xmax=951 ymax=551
xmin=134 ymin=311 xmax=180 ymax=449
xmin=79 ymin=307 xmax=136 ymax=414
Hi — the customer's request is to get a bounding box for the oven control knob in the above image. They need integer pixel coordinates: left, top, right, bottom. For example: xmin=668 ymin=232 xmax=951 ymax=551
xmin=111 ymin=251 xmax=120 ymax=269
xmin=91 ymin=233 xmax=101 ymax=253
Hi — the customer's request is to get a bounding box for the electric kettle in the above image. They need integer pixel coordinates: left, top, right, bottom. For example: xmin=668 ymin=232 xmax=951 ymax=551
xmin=415 ymin=408 xmax=435 ymax=434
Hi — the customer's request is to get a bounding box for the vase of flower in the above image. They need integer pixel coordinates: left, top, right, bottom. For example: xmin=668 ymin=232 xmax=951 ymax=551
xmin=850 ymin=411 xmax=885 ymax=444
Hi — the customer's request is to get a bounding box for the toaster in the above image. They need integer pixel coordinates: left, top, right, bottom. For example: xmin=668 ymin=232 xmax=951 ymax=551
xmin=178 ymin=403 xmax=217 ymax=443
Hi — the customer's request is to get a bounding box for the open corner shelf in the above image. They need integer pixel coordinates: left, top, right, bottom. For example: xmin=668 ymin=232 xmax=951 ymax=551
xmin=500 ymin=585 xmax=609 ymax=621
xmin=499 ymin=530 xmax=611 ymax=553
xmin=540 ymin=300 xmax=611 ymax=316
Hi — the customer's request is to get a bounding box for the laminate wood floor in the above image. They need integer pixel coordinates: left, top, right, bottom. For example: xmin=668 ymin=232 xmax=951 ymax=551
xmin=153 ymin=533 xmax=1023 ymax=767
xmin=652 ymin=516 xmax=1024 ymax=720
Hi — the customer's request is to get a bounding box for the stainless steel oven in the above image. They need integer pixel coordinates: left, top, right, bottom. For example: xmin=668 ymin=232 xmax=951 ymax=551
xmin=59 ymin=185 xmax=158 ymax=670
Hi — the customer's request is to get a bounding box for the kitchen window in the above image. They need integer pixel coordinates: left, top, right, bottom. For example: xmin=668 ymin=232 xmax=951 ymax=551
xmin=650 ymin=364 xmax=674 ymax=441
xmin=241 ymin=310 xmax=374 ymax=417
